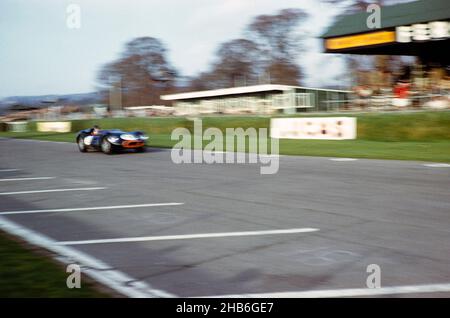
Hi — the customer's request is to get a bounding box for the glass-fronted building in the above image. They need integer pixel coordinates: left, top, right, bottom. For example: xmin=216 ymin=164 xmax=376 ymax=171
xmin=160 ymin=84 xmax=351 ymax=115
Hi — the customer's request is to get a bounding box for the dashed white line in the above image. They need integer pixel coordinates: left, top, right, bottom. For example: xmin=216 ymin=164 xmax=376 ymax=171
xmin=0 ymin=169 xmax=21 ymax=172
xmin=205 ymin=283 xmax=450 ymax=298
xmin=423 ymin=163 xmax=450 ymax=168
xmin=0 ymin=187 xmax=106 ymax=196
xmin=0 ymin=177 xmax=55 ymax=182
xmin=9 ymin=138 xmax=69 ymax=144
xmin=329 ymin=158 xmax=358 ymax=162
xmin=0 ymin=216 xmax=175 ymax=298
xmin=0 ymin=202 xmax=184 ymax=215
xmin=58 ymin=228 xmax=319 ymax=246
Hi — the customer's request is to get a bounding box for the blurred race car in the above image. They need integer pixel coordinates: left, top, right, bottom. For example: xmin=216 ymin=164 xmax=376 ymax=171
xmin=76 ymin=128 xmax=149 ymax=154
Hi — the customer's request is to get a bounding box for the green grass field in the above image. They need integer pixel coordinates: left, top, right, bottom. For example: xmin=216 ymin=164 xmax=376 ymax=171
xmin=18 ymin=111 xmax=450 ymax=142
xmin=3 ymin=133 xmax=447 ymax=163
xmin=1 ymin=111 xmax=450 ymax=162
xmin=0 ymin=232 xmax=110 ymax=297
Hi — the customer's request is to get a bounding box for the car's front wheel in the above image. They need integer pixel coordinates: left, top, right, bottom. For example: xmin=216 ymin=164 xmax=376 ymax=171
xmin=101 ymin=138 xmax=114 ymax=154
xmin=77 ymin=137 xmax=87 ymax=152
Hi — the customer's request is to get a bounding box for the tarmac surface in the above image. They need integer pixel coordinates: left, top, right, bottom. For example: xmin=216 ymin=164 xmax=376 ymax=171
xmin=1 ymin=137 xmax=449 ymax=297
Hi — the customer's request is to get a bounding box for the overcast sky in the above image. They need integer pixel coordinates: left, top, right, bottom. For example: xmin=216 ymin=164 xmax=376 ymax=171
xmin=0 ymin=0 xmax=351 ymax=98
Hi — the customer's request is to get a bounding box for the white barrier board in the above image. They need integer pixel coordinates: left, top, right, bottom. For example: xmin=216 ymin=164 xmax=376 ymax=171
xmin=37 ymin=121 xmax=71 ymax=133
xmin=271 ymin=117 xmax=357 ymax=140
xmin=7 ymin=121 xmax=28 ymax=132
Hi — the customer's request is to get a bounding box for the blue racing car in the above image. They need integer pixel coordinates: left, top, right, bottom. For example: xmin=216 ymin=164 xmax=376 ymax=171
xmin=76 ymin=126 xmax=149 ymax=154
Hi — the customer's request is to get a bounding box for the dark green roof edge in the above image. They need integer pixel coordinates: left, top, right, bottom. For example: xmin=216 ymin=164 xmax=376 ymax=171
xmin=322 ymin=0 xmax=450 ymax=38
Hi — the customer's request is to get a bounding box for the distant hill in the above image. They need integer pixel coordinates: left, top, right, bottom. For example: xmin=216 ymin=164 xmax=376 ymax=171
xmin=0 ymin=92 xmax=103 ymax=111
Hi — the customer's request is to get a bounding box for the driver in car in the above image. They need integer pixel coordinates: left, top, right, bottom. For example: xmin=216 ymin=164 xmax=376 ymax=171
xmin=91 ymin=125 xmax=101 ymax=135
xmin=88 ymin=125 xmax=101 ymax=146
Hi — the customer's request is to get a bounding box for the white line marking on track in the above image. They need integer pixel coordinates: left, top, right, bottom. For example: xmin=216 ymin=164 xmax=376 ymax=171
xmin=0 ymin=169 xmax=21 ymax=172
xmin=329 ymin=158 xmax=358 ymax=161
xmin=423 ymin=163 xmax=450 ymax=168
xmin=0 ymin=177 xmax=55 ymax=182
xmin=58 ymin=228 xmax=319 ymax=246
xmin=0 ymin=187 xmax=106 ymax=196
xmin=204 ymin=283 xmax=450 ymax=298
xmin=0 ymin=216 xmax=175 ymax=297
xmin=0 ymin=202 xmax=184 ymax=215
xmin=9 ymin=138 xmax=69 ymax=144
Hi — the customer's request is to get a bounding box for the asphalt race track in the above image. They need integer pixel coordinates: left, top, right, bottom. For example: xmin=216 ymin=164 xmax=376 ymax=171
xmin=1 ymin=137 xmax=450 ymax=297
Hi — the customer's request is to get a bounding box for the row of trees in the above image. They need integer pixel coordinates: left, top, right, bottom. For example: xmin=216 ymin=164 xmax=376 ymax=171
xmin=97 ymin=1 xmax=411 ymax=107
xmin=97 ymin=8 xmax=307 ymax=107
xmin=191 ymin=8 xmax=306 ymax=90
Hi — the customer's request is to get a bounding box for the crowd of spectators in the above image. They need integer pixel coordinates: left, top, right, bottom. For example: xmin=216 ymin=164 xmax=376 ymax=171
xmin=351 ymin=64 xmax=450 ymax=110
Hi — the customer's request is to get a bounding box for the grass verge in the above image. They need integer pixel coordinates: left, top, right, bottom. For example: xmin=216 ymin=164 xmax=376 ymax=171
xmin=1 ymin=111 xmax=449 ymax=162
xmin=1 ymin=130 xmax=449 ymax=163
xmin=0 ymin=231 xmax=112 ymax=297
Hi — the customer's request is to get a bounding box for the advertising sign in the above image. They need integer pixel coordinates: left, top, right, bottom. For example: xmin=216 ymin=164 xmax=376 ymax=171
xmin=271 ymin=117 xmax=357 ymax=140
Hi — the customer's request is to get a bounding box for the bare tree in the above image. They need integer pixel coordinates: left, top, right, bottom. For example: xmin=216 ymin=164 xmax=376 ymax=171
xmin=193 ymin=39 xmax=263 ymax=89
xmin=246 ymin=8 xmax=307 ymax=61
xmin=188 ymin=8 xmax=307 ymax=90
xmin=245 ymin=8 xmax=307 ymax=85
xmin=265 ymin=59 xmax=302 ymax=86
xmin=97 ymin=37 xmax=177 ymax=107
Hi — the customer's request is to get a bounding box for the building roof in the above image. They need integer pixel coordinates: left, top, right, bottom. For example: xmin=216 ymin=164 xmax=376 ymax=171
xmin=161 ymin=84 xmax=350 ymax=101
xmin=322 ymin=0 xmax=450 ymax=38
